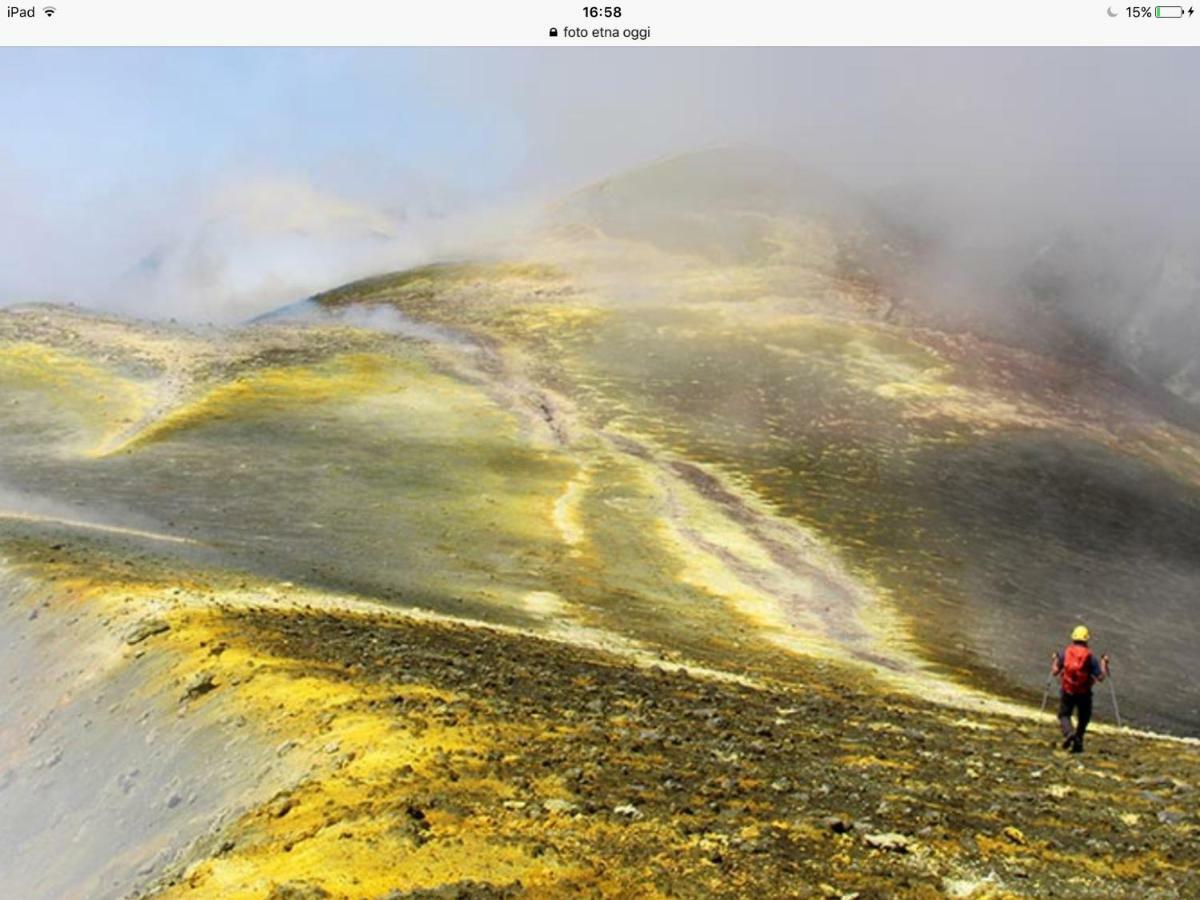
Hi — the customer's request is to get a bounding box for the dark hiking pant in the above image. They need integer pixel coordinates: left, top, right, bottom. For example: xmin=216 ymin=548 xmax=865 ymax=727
xmin=1058 ymin=691 xmax=1092 ymax=746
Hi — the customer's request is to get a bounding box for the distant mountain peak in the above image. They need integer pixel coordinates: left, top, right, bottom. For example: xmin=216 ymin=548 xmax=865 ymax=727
xmin=546 ymin=145 xmax=878 ymax=266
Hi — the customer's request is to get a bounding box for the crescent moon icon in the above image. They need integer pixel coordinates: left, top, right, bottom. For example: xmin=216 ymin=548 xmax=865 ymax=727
xmin=1107 ymin=5 xmax=1119 ymax=14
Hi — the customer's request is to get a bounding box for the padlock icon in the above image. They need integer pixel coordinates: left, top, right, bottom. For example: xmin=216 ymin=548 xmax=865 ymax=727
xmin=549 ymin=27 xmax=558 ymax=37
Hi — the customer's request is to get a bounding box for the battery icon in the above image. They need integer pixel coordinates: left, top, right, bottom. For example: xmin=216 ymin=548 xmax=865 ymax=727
xmin=1155 ymin=5 xmax=1184 ymax=15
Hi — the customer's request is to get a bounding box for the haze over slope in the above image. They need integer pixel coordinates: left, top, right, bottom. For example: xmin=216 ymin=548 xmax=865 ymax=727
xmin=5 ymin=49 xmax=1200 ymax=364
xmin=307 ymin=147 xmax=1200 ymax=734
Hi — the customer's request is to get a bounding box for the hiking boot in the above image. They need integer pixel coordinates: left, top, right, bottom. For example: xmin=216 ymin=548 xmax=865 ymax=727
xmin=1070 ymin=737 xmax=1084 ymax=754
xmin=1061 ymin=733 xmax=1076 ymax=750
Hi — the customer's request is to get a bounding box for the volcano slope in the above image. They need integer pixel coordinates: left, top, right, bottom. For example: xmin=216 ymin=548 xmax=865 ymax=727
xmin=309 ymin=148 xmax=1200 ymax=734
xmin=3 ymin=150 xmax=1200 ymax=898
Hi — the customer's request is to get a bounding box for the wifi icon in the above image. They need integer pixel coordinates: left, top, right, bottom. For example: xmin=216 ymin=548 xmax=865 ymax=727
xmin=42 ymin=6 xmax=56 ymax=15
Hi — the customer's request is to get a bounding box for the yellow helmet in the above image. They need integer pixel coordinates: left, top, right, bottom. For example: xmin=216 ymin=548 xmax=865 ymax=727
xmin=1071 ymin=625 xmax=1090 ymax=642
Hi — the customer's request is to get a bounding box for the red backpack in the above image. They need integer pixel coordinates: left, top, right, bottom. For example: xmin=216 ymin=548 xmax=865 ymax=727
xmin=1061 ymin=644 xmax=1094 ymax=695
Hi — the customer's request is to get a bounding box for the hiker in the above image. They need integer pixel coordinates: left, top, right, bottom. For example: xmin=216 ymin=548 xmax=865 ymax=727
xmin=1050 ymin=625 xmax=1110 ymax=753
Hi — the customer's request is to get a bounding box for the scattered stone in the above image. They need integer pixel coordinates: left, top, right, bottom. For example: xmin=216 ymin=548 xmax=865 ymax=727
xmin=864 ymin=832 xmax=911 ymax=853
xmin=543 ymin=798 xmax=578 ymax=814
xmin=380 ymin=881 xmax=521 ymax=899
xmin=613 ymin=803 xmax=642 ymax=820
xmin=125 ymin=618 xmax=170 ymax=645
xmin=267 ymin=882 xmax=329 ymax=900
xmin=823 ymin=816 xmax=854 ymax=834
xmin=181 ymin=671 xmax=217 ymax=701
xmin=1003 ymin=826 xmax=1027 ymax=845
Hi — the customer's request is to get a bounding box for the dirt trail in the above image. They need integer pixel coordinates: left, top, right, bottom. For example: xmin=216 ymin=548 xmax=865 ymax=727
xmin=0 ymin=509 xmax=201 ymax=545
xmin=409 ymin=311 xmax=997 ymax=704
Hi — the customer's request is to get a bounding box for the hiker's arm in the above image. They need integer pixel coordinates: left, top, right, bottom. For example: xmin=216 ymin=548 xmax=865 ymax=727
xmin=1050 ymin=652 xmax=1062 ymax=676
xmin=1099 ymin=654 xmax=1110 ymax=680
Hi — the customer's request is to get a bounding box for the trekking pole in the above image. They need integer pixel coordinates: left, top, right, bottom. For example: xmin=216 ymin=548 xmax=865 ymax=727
xmin=1039 ymin=672 xmax=1054 ymax=715
xmin=1108 ymin=672 xmax=1123 ymax=729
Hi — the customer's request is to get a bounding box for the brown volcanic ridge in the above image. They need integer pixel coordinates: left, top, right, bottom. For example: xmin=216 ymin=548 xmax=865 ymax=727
xmin=2 ymin=148 xmax=1199 ymax=899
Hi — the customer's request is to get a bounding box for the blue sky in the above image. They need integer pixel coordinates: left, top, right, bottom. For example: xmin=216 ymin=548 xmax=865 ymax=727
xmin=0 ymin=50 xmax=528 ymax=215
